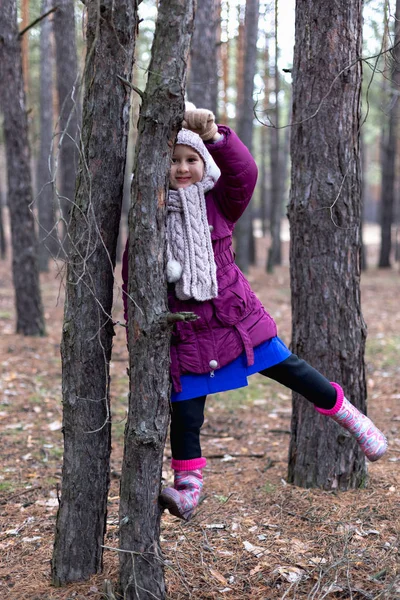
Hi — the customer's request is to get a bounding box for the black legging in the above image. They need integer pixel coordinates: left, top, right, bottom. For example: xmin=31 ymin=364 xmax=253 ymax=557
xmin=170 ymin=353 xmax=337 ymax=460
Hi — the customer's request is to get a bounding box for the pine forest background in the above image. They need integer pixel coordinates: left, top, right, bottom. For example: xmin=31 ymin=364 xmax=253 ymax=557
xmin=0 ymin=0 xmax=399 ymax=264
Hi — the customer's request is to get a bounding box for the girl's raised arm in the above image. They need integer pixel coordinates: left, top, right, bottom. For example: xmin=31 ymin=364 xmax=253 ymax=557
xmin=205 ymin=125 xmax=258 ymax=223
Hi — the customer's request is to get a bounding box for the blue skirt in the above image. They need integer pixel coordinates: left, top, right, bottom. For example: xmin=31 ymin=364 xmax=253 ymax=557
xmin=171 ymin=336 xmax=291 ymax=402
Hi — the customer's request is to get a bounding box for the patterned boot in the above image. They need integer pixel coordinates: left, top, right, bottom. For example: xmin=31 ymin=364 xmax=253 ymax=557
xmin=315 ymin=383 xmax=388 ymax=462
xmin=159 ymin=458 xmax=206 ymax=521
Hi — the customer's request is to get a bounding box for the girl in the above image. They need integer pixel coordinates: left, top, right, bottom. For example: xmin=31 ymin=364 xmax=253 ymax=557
xmin=122 ymin=107 xmax=387 ymax=522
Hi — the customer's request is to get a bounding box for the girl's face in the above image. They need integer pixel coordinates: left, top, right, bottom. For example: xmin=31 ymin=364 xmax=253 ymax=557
xmin=170 ymin=145 xmax=205 ymax=190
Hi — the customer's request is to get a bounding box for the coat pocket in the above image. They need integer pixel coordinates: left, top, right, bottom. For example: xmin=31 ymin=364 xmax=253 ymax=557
xmin=213 ymin=268 xmax=254 ymax=326
xmin=174 ymin=301 xmax=213 ymax=341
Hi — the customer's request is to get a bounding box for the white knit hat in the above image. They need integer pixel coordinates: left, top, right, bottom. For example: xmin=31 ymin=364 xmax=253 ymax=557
xmin=176 ymin=129 xmax=221 ymax=182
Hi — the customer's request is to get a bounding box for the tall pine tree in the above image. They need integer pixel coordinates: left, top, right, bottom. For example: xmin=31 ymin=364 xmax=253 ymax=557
xmin=288 ymin=0 xmax=367 ymax=489
xmin=0 ymin=0 xmax=45 ymax=336
xmin=51 ymin=0 xmax=138 ymax=584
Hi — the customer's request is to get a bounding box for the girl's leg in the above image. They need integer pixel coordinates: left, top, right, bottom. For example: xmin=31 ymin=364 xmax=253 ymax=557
xmin=260 ymin=354 xmax=387 ymax=462
xmin=160 ymin=396 xmax=207 ymax=520
xmin=170 ymin=395 xmax=207 ymax=462
xmin=260 ymin=354 xmax=336 ymax=409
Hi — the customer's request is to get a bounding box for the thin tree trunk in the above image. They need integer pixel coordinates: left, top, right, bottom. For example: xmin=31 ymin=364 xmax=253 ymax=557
xmin=118 ymin=1 xmax=195 ymax=597
xmin=187 ymin=0 xmax=218 ymax=114
xmin=360 ymin=131 xmax=367 ymax=270
xmin=21 ymin=0 xmax=30 ymax=95
xmin=53 ymin=0 xmax=79 ymax=243
xmin=288 ymin=0 xmax=367 ymax=489
xmin=116 ymin=61 xmax=140 ymax=264
xmin=37 ymin=0 xmax=57 ymax=272
xmin=395 ymin=224 xmax=400 ymax=262
xmin=0 ymin=0 xmax=45 ymax=336
xmin=378 ymin=0 xmax=400 ymax=268
xmin=51 ymin=0 xmax=137 ymax=584
xmin=221 ymin=1 xmax=230 ymax=123
xmin=234 ymin=0 xmax=260 ymax=273
xmin=260 ymin=126 xmax=269 ymax=237
xmin=215 ymin=0 xmax=222 ymax=121
xmin=267 ymin=0 xmax=282 ymax=272
xmin=282 ymin=106 xmax=291 ymax=202
xmin=0 ymin=193 xmax=6 ymax=259
xmin=236 ymin=4 xmax=245 ymax=118
xmin=260 ymin=32 xmax=270 ymax=238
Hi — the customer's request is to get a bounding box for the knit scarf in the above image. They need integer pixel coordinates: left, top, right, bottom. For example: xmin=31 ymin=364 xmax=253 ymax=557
xmin=167 ymin=176 xmax=218 ymax=301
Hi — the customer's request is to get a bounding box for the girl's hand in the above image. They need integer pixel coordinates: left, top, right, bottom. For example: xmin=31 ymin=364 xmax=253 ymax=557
xmin=183 ymin=108 xmax=218 ymax=141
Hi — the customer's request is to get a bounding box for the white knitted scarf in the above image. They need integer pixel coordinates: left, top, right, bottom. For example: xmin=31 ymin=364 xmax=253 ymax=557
xmin=167 ymin=176 xmax=218 ymax=301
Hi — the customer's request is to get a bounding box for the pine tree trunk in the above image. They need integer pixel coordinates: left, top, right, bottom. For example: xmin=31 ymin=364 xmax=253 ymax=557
xmin=0 ymin=0 xmax=45 ymax=336
xmin=260 ymin=126 xmax=269 ymax=237
xmin=37 ymin=0 xmax=57 ymax=272
xmin=118 ymin=2 xmax=195 ymax=597
xmin=186 ymin=0 xmax=218 ymax=114
xmin=51 ymin=0 xmax=137 ymax=584
xmin=0 ymin=193 xmax=6 ymax=259
xmin=288 ymin=0 xmax=367 ymax=489
xmin=378 ymin=0 xmax=400 ymax=268
xmin=116 ymin=66 xmax=139 ymax=264
xmin=234 ymin=0 xmax=259 ymax=273
xmin=260 ymin=34 xmax=270 ymax=238
xmin=53 ymin=0 xmax=79 ymax=242
xmin=220 ymin=1 xmax=230 ymax=123
xmin=214 ymin=0 xmax=222 ymax=121
xmin=267 ymin=0 xmax=282 ymax=272
xmin=21 ymin=0 xmax=30 ymax=94
xmin=360 ymin=132 xmax=367 ymax=270
xmin=235 ymin=5 xmax=245 ymax=119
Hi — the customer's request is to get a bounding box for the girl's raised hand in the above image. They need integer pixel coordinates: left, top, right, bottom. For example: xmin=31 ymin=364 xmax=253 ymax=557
xmin=183 ymin=108 xmax=218 ymax=141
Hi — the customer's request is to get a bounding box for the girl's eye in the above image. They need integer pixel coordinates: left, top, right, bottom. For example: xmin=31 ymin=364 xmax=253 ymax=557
xmin=171 ymin=158 xmax=178 ymax=164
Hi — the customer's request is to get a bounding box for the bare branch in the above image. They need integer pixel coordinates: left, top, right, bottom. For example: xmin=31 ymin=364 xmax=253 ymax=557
xmin=117 ymin=74 xmax=144 ymax=99
xmin=165 ymin=311 xmax=199 ymax=324
xmin=19 ymin=7 xmax=58 ymax=37
xmin=255 ymin=41 xmax=400 ymax=131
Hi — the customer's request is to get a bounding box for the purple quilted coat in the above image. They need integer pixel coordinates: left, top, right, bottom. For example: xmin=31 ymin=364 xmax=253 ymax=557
xmin=122 ymin=125 xmax=277 ymax=392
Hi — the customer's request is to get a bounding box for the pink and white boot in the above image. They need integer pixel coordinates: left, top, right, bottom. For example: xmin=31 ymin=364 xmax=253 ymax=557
xmin=315 ymin=383 xmax=388 ymax=462
xmin=159 ymin=458 xmax=206 ymax=521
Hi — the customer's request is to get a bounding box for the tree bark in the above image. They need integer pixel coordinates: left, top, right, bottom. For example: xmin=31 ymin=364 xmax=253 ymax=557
xmin=53 ymin=0 xmax=79 ymax=242
xmin=0 ymin=0 xmax=45 ymax=336
xmin=186 ymin=0 xmax=218 ymax=114
xmin=37 ymin=0 xmax=57 ymax=272
xmin=235 ymin=4 xmax=245 ymax=120
xmin=260 ymin=33 xmax=270 ymax=238
xmin=234 ymin=0 xmax=260 ymax=273
xmin=21 ymin=0 xmax=30 ymax=95
xmin=116 ymin=71 xmax=139 ymax=264
xmin=378 ymin=0 xmax=400 ymax=268
xmin=267 ymin=0 xmax=282 ymax=272
xmin=220 ymin=1 xmax=230 ymax=123
xmin=214 ymin=0 xmax=222 ymax=121
xmin=51 ymin=0 xmax=137 ymax=584
xmin=288 ymin=0 xmax=367 ymax=489
xmin=0 ymin=193 xmax=6 ymax=259
xmin=360 ymin=131 xmax=367 ymax=270
xmin=118 ymin=1 xmax=195 ymax=598
xmin=260 ymin=126 xmax=269 ymax=237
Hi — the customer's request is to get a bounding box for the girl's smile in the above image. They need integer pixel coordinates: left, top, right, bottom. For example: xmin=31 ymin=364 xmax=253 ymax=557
xmin=170 ymin=144 xmax=205 ymax=190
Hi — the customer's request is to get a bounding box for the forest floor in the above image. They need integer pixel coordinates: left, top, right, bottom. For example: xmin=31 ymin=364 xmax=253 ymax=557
xmin=0 ymin=233 xmax=399 ymax=600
